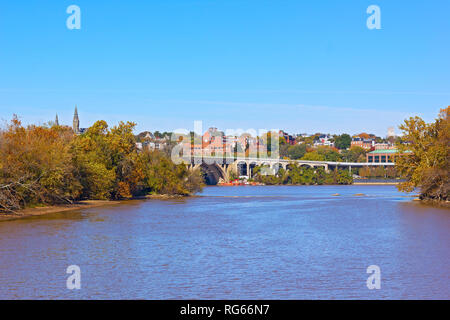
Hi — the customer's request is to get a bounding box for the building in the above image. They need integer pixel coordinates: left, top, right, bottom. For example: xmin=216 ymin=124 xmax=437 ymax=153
xmin=178 ymin=127 xmax=270 ymax=158
xmin=52 ymin=106 xmax=86 ymax=134
xmin=143 ymin=138 xmax=168 ymax=151
xmin=314 ymin=134 xmax=334 ymax=147
xmin=374 ymin=143 xmax=396 ymax=150
xmin=143 ymin=132 xmax=155 ymax=140
xmin=279 ymin=130 xmax=296 ymax=145
xmin=387 ymin=127 xmax=396 ymax=138
xmin=366 ymin=149 xmax=399 ymax=163
xmin=351 ymin=137 xmax=375 ymax=150
xmin=72 ymin=106 xmax=87 ymax=134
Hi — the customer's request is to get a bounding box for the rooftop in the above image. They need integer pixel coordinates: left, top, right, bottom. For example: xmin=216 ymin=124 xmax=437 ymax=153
xmin=368 ymin=149 xmax=399 ymax=154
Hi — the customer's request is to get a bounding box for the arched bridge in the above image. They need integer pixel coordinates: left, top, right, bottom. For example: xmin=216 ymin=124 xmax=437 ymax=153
xmin=184 ymin=156 xmax=395 ymax=185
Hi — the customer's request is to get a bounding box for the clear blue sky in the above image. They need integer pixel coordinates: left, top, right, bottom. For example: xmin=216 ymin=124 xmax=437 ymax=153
xmin=0 ymin=0 xmax=449 ymax=136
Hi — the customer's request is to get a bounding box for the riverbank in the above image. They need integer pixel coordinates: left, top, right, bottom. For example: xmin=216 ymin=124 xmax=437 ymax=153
xmin=0 ymin=200 xmax=120 ymax=222
xmin=0 ymin=194 xmax=198 ymax=222
xmin=417 ymin=198 xmax=450 ymax=209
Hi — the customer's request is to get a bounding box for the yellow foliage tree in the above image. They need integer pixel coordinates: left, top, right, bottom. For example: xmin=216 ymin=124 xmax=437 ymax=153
xmin=396 ymin=107 xmax=449 ymax=201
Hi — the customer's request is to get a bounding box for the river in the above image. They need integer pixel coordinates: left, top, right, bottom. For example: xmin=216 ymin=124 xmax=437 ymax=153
xmin=0 ymin=185 xmax=448 ymax=299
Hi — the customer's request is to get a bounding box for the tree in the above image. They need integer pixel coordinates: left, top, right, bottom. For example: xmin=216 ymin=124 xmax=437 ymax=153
xmin=0 ymin=117 xmax=205 ymax=212
xmin=252 ymin=163 xmax=353 ymax=186
xmin=318 ymin=146 xmax=342 ymax=162
xmin=71 ymin=120 xmax=141 ymax=200
xmin=138 ymin=150 xmax=203 ymax=195
xmin=287 ymin=144 xmax=307 ymax=160
xmin=359 ymin=166 xmax=370 ymax=178
xmin=302 ymin=146 xmax=342 ymax=162
xmin=374 ymin=166 xmax=386 ymax=178
xmin=396 ymin=107 xmax=449 ymax=201
xmin=342 ymin=146 xmax=367 ymax=162
xmin=337 ymin=170 xmax=353 ymax=184
xmin=302 ymin=151 xmax=325 ymax=161
xmin=0 ymin=117 xmax=81 ymax=211
xmin=386 ymin=167 xmax=397 ymax=179
xmin=334 ymin=134 xmax=352 ymax=150
xmin=279 ymin=138 xmax=290 ymax=159
xmin=357 ymin=132 xmax=371 ymax=139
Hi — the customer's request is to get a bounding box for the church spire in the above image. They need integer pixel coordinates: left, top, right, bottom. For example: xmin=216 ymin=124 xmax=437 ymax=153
xmin=73 ymin=105 xmax=80 ymax=133
xmin=55 ymin=113 xmax=59 ymax=126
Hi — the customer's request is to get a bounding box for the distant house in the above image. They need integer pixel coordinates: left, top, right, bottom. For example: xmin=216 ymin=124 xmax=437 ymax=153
xmin=148 ymin=141 xmax=167 ymax=151
xmin=314 ymin=134 xmax=334 ymax=147
xmin=279 ymin=130 xmax=296 ymax=145
xmin=144 ymin=132 xmax=155 ymax=140
xmin=351 ymin=137 xmax=375 ymax=150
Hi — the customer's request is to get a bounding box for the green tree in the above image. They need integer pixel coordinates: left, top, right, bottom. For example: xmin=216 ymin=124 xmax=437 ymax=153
xmin=317 ymin=146 xmax=342 ymax=162
xmin=302 ymin=146 xmax=342 ymax=162
xmin=342 ymin=146 xmax=367 ymax=162
xmin=334 ymin=134 xmax=352 ymax=150
xmin=138 ymin=150 xmax=203 ymax=195
xmin=286 ymin=144 xmax=307 ymax=160
xmin=302 ymin=151 xmax=325 ymax=161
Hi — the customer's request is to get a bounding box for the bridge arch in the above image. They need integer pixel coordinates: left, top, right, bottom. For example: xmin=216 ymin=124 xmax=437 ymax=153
xmin=272 ymin=163 xmax=283 ymax=173
xmin=200 ymin=163 xmax=227 ymax=185
xmin=248 ymin=162 xmax=257 ymax=178
xmin=286 ymin=163 xmax=296 ymax=171
xmin=236 ymin=161 xmax=248 ymax=177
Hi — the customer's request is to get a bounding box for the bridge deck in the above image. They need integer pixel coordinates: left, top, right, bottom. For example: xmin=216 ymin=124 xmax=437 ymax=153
xmin=183 ymin=156 xmax=394 ymax=166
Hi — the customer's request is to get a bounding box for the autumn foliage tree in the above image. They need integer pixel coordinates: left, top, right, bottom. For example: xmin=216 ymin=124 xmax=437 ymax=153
xmin=0 ymin=117 xmax=204 ymax=212
xmin=138 ymin=150 xmax=203 ymax=195
xmin=396 ymin=107 xmax=449 ymax=201
xmin=71 ymin=120 xmax=144 ymax=200
xmin=252 ymin=164 xmax=352 ymax=185
xmin=0 ymin=117 xmax=81 ymax=211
